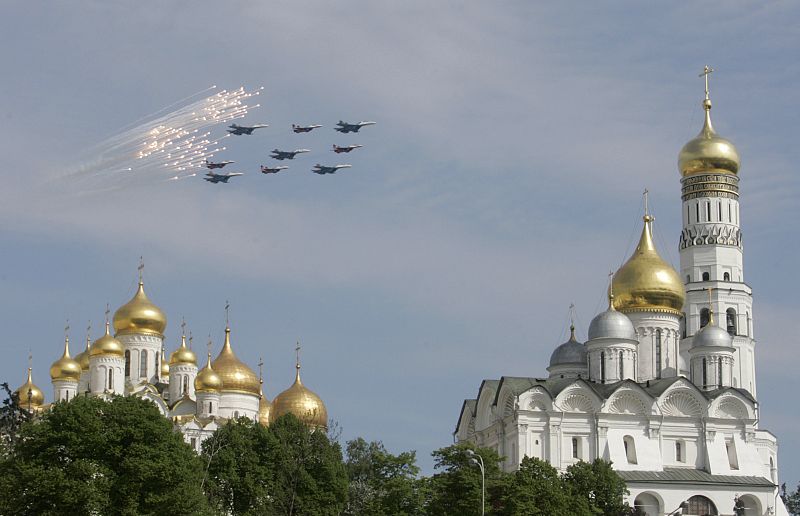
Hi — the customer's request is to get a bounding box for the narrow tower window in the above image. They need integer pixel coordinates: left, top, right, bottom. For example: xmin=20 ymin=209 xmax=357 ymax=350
xmin=182 ymin=376 xmax=189 ymax=396
xmin=623 ymin=435 xmax=637 ymax=464
xmin=139 ymin=350 xmax=148 ymax=378
xmin=724 ymin=272 xmax=730 ymax=281
xmin=728 ymin=203 xmax=732 ymax=222
xmin=696 ymin=203 xmax=700 ymax=222
xmin=124 ymin=350 xmax=130 ymax=377
xmin=619 ymin=351 xmax=624 ymax=380
xmin=700 ymin=308 xmax=710 ymax=328
xmin=108 ymin=368 xmax=114 ymax=390
xmin=726 ymin=308 xmax=737 ymax=336
xmin=208 ymin=401 xmax=213 ymax=413
xmin=687 ymin=205 xmax=691 ymax=223
xmin=718 ymin=201 xmax=722 ymax=221
xmin=702 ymin=272 xmax=710 ymax=281
xmin=676 ymin=441 xmax=683 ymax=462
xmin=702 ymin=358 xmax=708 ymax=389
xmin=600 ymin=352 xmax=606 ymax=383
xmin=706 ymin=202 xmax=711 ymax=221
xmin=655 ymin=330 xmax=662 ymax=379
xmin=572 ymin=437 xmax=579 ymax=459
xmin=718 ymin=357 xmax=723 ymax=387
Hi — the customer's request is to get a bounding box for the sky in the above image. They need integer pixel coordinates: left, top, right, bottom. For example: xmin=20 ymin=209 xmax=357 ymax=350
xmin=0 ymin=1 xmax=798 ymax=483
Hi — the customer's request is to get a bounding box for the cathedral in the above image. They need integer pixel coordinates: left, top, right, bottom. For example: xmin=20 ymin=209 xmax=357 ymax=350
xmin=454 ymin=73 xmax=789 ymax=515
xmin=14 ymin=276 xmax=328 ymax=452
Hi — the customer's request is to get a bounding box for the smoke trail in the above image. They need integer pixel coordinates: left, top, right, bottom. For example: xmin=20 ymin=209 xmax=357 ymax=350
xmin=60 ymin=86 xmax=264 ymax=190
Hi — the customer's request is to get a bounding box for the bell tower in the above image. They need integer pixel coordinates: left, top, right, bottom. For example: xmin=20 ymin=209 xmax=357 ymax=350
xmin=678 ymin=66 xmax=757 ymax=397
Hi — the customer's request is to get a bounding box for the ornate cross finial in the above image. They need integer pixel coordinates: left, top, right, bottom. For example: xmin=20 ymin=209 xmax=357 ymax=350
xmin=138 ymin=256 xmax=145 ymax=283
xmin=568 ymin=303 xmax=576 ymax=332
xmin=27 ymin=349 xmax=32 ymax=369
xmin=225 ymin=300 xmax=230 ymax=327
xmin=258 ymin=357 xmax=264 ymax=383
xmin=699 ymin=65 xmax=714 ymax=100
xmin=180 ymin=317 xmax=186 ymax=337
xmin=104 ymin=303 xmax=111 ymax=324
xmin=643 ymin=188 xmax=650 ymax=217
xmin=206 ymin=335 xmax=212 ymax=358
xmin=64 ymin=319 xmax=70 ymax=337
xmin=188 ymin=331 xmax=193 ymax=349
xmin=295 ymin=341 xmax=301 ymax=370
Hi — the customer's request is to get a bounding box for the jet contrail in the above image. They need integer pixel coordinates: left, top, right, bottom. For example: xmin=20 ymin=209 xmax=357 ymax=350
xmin=60 ymin=86 xmax=264 ymax=190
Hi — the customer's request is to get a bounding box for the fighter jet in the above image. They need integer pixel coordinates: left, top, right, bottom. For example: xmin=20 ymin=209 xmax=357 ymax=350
xmin=204 ymin=159 xmax=235 ymax=169
xmin=270 ymin=149 xmax=310 ymax=160
xmin=334 ymin=120 xmax=376 ymax=133
xmin=260 ymin=165 xmax=289 ymax=174
xmin=227 ymin=123 xmax=268 ymax=135
xmin=204 ymin=171 xmax=244 ymax=183
xmin=292 ymin=124 xmax=322 ymax=133
xmin=311 ymin=164 xmax=352 ymax=175
xmin=332 ymin=144 xmax=363 ymax=154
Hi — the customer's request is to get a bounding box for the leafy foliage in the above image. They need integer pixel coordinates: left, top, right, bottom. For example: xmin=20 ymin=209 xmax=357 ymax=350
xmin=782 ymin=483 xmax=800 ymax=516
xmin=202 ymin=413 xmax=348 ymax=515
xmin=0 ymin=382 xmax=31 ymax=455
xmin=500 ymin=456 xmax=576 ymax=515
xmin=344 ymin=437 xmax=426 ymax=515
xmin=562 ymin=459 xmax=632 ymax=516
xmin=0 ymin=395 xmax=209 ymax=516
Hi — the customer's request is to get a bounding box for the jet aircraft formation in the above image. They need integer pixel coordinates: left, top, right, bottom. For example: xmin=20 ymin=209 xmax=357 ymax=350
xmin=202 ymin=120 xmax=375 ymax=184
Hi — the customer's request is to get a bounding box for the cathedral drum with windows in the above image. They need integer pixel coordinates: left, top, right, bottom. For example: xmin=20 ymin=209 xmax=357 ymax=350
xmin=454 ymin=72 xmax=787 ymax=516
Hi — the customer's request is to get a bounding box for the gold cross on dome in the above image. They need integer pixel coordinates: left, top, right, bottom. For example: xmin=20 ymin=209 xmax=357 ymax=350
xmin=699 ymin=65 xmax=714 ymax=100
xmin=643 ymin=188 xmax=650 ymax=216
xmin=225 ymin=300 xmax=230 ymax=326
xmin=64 ymin=320 xmax=70 ymax=336
xmin=295 ymin=341 xmax=301 ymax=369
xmin=105 ymin=303 xmax=111 ymax=323
xmin=258 ymin=357 xmax=264 ymax=382
xmin=138 ymin=256 xmax=145 ymax=282
xmin=180 ymin=317 xmax=186 ymax=337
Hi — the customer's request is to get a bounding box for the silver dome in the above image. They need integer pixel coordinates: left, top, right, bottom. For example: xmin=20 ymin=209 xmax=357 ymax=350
xmin=693 ymin=323 xmax=733 ymax=348
xmin=588 ymin=308 xmax=637 ymax=341
xmin=549 ymin=335 xmax=587 ymax=366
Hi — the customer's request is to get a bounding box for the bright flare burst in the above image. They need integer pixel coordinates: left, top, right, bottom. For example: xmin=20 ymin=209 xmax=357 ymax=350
xmin=65 ymin=86 xmax=263 ymax=188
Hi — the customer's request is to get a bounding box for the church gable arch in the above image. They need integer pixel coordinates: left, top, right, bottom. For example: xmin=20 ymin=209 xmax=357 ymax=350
xmin=475 ymin=384 xmax=498 ymax=430
xmin=519 ymin=387 xmax=553 ymax=412
xmin=711 ymin=393 xmax=753 ymax=419
xmin=555 ymin=384 xmax=601 ymax=413
xmin=659 ymin=389 xmax=705 ymax=417
xmin=606 ymin=390 xmax=651 ymax=416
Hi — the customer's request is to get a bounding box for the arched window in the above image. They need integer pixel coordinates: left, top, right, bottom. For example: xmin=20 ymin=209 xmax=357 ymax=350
xmin=695 ymin=202 xmax=700 ymax=222
xmin=108 ymin=368 xmax=114 ymax=390
xmin=623 ymin=435 xmax=637 ymax=464
xmin=208 ymin=401 xmax=213 ymax=414
xmin=600 ymin=352 xmax=606 ymax=383
xmin=746 ymin=312 xmax=751 ymax=336
xmin=706 ymin=202 xmax=711 ymax=221
xmin=182 ymin=375 xmax=189 ymax=396
xmin=726 ymin=308 xmax=737 ymax=336
xmin=234 ymin=411 xmax=240 ymax=419
xmin=718 ymin=201 xmax=722 ymax=221
xmin=65 ymin=390 xmax=69 ymax=402
xmin=655 ymin=330 xmax=662 ymax=379
xmin=700 ymin=308 xmax=710 ymax=328
xmin=587 ymin=355 xmax=591 ymax=379
xmin=718 ymin=357 xmax=723 ymax=387
xmin=702 ymin=358 xmax=708 ymax=389
xmin=572 ymin=437 xmax=579 ymax=459
xmin=155 ymin=353 xmax=159 ymax=377
xmin=702 ymin=272 xmax=710 ymax=281
xmin=686 ymin=274 xmax=690 ymax=284
xmin=618 ymin=351 xmax=624 ymax=380
xmin=726 ymin=439 xmax=739 ymax=470
xmin=687 ymin=495 xmax=718 ymax=515
xmin=139 ymin=350 xmax=147 ymax=378
xmin=124 ymin=350 xmax=131 ymax=377
xmin=723 ymin=272 xmax=730 ymax=281
xmin=675 ymin=441 xmax=683 ymax=463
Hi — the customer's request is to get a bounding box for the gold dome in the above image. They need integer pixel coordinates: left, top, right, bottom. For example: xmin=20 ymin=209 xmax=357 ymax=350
xmin=271 ymin=364 xmax=327 ymax=429
xmin=612 ymin=215 xmax=685 ymax=315
xmin=160 ymin=348 xmax=170 ymax=379
xmin=74 ymin=333 xmax=91 ymax=371
xmin=50 ymin=336 xmax=81 ymax=382
xmin=212 ymin=327 xmax=260 ymax=395
xmin=258 ymin=384 xmax=272 ymax=427
xmin=170 ymin=334 xmax=197 ymax=366
xmin=90 ymin=321 xmax=125 ymax=358
xmin=113 ymin=282 xmax=167 ymax=337
xmin=15 ymin=367 xmax=45 ymax=408
xmin=678 ymin=97 xmax=739 ymax=177
xmin=195 ymin=352 xmax=223 ymax=392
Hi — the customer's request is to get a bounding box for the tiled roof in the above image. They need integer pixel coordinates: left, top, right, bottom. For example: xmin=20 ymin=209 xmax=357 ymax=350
xmin=618 ymin=468 xmax=775 ymax=487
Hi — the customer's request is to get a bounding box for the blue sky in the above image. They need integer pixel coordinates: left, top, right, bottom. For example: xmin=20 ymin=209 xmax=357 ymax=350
xmin=1 ymin=1 xmax=798 ymax=482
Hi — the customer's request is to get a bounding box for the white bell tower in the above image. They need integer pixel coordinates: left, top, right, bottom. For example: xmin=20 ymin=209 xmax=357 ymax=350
xmin=678 ymin=66 xmax=757 ymax=397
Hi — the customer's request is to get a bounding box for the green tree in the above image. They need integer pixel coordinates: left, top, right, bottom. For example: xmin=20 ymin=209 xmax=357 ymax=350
xmin=0 ymin=382 xmax=31 ymax=455
xmin=563 ymin=459 xmax=631 ymax=516
xmin=781 ymin=483 xmax=800 ymax=516
xmin=500 ymin=456 xmax=576 ymax=516
xmin=202 ymin=413 xmax=348 ymax=516
xmin=426 ymin=443 xmax=507 ymax=516
xmin=344 ymin=437 xmax=425 ymax=515
xmin=0 ymin=395 xmax=209 ymax=516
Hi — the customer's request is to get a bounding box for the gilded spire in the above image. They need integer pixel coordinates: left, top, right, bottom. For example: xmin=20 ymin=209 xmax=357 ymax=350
xmin=608 ymin=270 xmax=616 ymax=311
xmin=51 ymin=323 xmax=81 ymax=382
xmin=212 ymin=313 xmax=260 ymax=395
xmin=295 ymin=341 xmax=302 ymax=384
xmin=169 ymin=319 xmax=196 ymax=366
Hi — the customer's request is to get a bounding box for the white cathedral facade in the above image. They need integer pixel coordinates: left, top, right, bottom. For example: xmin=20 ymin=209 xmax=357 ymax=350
xmin=454 ymin=82 xmax=787 ymax=515
xmin=16 ymin=277 xmax=329 ymax=453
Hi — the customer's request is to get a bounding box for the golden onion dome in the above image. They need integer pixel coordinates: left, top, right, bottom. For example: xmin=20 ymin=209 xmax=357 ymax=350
xmin=15 ymin=367 xmax=45 ymax=408
xmin=90 ymin=321 xmax=125 ymax=358
xmin=212 ymin=327 xmax=260 ymax=395
xmin=160 ymin=348 xmax=170 ymax=379
xmin=271 ymin=364 xmax=327 ymax=429
xmin=258 ymin=384 xmax=272 ymax=427
xmin=50 ymin=336 xmax=81 ymax=382
xmin=113 ymin=281 xmax=167 ymax=337
xmin=74 ymin=333 xmax=92 ymax=371
xmin=170 ymin=334 xmax=197 ymax=366
xmin=678 ymin=96 xmax=739 ymax=177
xmin=195 ymin=352 xmax=223 ymax=393
xmin=612 ymin=215 xmax=685 ymax=315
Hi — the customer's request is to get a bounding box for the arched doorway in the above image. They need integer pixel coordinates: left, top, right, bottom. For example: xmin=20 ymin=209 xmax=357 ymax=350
xmin=686 ymin=495 xmax=717 ymax=515
xmin=737 ymin=495 xmax=761 ymax=516
xmin=633 ymin=492 xmax=661 ymax=516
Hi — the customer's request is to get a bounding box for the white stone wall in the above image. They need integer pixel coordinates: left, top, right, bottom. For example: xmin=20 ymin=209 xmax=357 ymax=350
xmin=585 ymin=339 xmax=637 ymax=383
xmin=52 ymin=379 xmax=77 ymax=402
xmin=169 ymin=363 xmax=198 ymax=401
xmin=217 ymin=391 xmax=259 ymax=420
xmin=196 ymin=391 xmax=221 ymax=418
xmin=625 ymin=312 xmax=681 ymax=381
xmin=117 ymin=333 xmax=164 ymax=385
xmin=88 ymin=355 xmax=125 ymax=394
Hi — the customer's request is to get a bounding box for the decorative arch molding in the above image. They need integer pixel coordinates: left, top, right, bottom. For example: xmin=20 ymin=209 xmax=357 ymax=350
xmin=712 ymin=395 xmax=751 ymax=419
xmin=660 ymin=389 xmax=705 ymax=417
xmin=607 ymin=391 xmax=649 ymax=416
xmin=557 ymin=390 xmax=596 ymax=413
xmin=502 ymin=393 xmax=517 ymax=418
xmin=520 ymin=387 xmax=553 ymax=412
xmin=475 ymin=386 xmax=498 ymax=430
